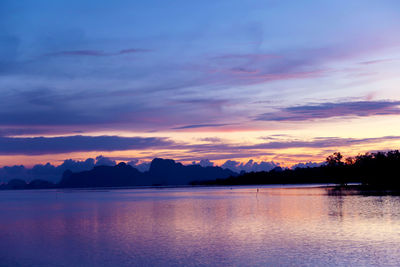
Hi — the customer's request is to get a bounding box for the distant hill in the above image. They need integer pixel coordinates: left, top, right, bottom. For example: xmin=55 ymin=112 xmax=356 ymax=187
xmin=58 ymin=158 xmax=237 ymax=188
xmin=147 ymin=158 xmax=237 ymax=185
xmin=0 ymin=178 xmax=55 ymax=190
xmin=4 ymin=150 xmax=400 ymax=191
xmin=59 ymin=162 xmax=146 ymax=188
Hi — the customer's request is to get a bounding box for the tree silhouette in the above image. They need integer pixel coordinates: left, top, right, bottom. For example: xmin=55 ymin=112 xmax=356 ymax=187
xmin=326 ymin=152 xmax=343 ymax=166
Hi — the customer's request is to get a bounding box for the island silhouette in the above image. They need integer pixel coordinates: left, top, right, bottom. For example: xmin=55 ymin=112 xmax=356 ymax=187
xmin=1 ymin=150 xmax=400 ymax=190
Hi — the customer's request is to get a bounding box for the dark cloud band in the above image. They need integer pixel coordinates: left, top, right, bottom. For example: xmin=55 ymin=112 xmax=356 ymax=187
xmin=256 ymin=101 xmax=400 ymax=121
xmin=0 ymin=135 xmax=172 ymax=155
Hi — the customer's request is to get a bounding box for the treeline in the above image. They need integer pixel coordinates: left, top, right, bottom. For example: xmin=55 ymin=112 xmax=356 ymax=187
xmin=194 ymin=150 xmax=400 ymax=189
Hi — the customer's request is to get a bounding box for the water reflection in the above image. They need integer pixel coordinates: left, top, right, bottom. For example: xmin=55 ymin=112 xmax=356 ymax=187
xmin=1 ymin=186 xmax=400 ymax=266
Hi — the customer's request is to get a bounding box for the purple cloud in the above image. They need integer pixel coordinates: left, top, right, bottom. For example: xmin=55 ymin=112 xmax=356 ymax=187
xmin=5 ymin=134 xmax=393 ymax=161
xmin=0 ymin=128 xmax=53 ymax=136
xmin=212 ymin=54 xmax=279 ymax=61
xmin=0 ymin=135 xmax=173 ymax=155
xmin=199 ymin=159 xmax=214 ymax=167
xmin=180 ymin=136 xmax=400 ymax=158
xmin=127 ymin=161 xmax=151 ymax=172
xmin=95 ymin=155 xmax=116 ymax=166
xmin=118 ymin=48 xmax=152 ymax=54
xmin=221 ymin=159 xmax=280 ymax=173
xmin=0 ymin=88 xmax=231 ymax=132
xmin=172 ymin=123 xmax=231 ymax=130
xmin=47 ymin=50 xmax=108 ymax=56
xmin=46 ymin=48 xmax=151 ymax=57
xmin=359 ymin=58 xmax=396 ymax=65
xmin=238 ymin=136 xmax=400 ymax=150
xmin=198 ymin=137 xmax=222 ymax=143
xmin=291 ymin=162 xmax=324 ymax=169
xmin=256 ymin=101 xmax=400 ymax=121
xmin=204 ymin=50 xmax=328 ymax=86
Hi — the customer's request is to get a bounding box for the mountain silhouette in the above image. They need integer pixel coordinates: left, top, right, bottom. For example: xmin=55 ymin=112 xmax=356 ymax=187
xmin=3 ymin=150 xmax=400 ymax=191
xmin=59 ymin=158 xmax=237 ymax=188
xmin=59 ymin=162 xmax=146 ymax=188
xmin=148 ymin=158 xmax=237 ymax=185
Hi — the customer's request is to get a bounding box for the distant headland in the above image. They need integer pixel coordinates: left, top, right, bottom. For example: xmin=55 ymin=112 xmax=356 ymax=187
xmin=1 ymin=150 xmax=400 ymax=190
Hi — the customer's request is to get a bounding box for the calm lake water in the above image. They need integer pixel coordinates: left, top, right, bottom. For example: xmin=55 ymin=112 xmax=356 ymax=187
xmin=1 ymin=185 xmax=400 ymax=266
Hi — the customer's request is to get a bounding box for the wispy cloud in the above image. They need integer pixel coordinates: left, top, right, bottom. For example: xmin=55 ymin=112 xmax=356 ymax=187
xmin=119 ymin=48 xmax=151 ymax=54
xmin=239 ymin=136 xmax=400 ymax=150
xmin=47 ymin=50 xmax=107 ymax=56
xmin=1 ymin=134 xmax=400 ymax=165
xmin=256 ymin=100 xmax=400 ymax=121
xmin=359 ymin=58 xmax=397 ymax=65
xmin=46 ymin=48 xmax=151 ymax=57
xmin=178 ymin=136 xmax=400 ymax=158
xmin=212 ymin=53 xmax=279 ymax=61
xmin=172 ymin=123 xmax=231 ymax=130
xmin=0 ymin=128 xmax=52 ymax=137
xmin=0 ymin=88 xmax=231 ymax=131
xmin=0 ymin=135 xmax=172 ymax=155
xmin=198 ymin=137 xmax=222 ymax=143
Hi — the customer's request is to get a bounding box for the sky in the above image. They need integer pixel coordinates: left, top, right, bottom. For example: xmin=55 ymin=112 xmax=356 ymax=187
xmin=1 ymin=0 xmax=400 ymax=168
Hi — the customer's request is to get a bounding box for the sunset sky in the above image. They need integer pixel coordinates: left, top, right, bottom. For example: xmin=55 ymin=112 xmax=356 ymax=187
xmin=1 ymin=0 xmax=400 ymax=168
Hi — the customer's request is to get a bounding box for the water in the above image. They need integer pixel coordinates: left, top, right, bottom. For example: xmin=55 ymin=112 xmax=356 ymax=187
xmin=1 ymin=185 xmax=400 ymax=266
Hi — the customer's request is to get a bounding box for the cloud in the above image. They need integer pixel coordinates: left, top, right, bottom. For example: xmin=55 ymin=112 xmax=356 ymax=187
xmin=255 ymin=100 xmax=400 ymax=121
xmin=61 ymin=158 xmax=95 ymax=171
xmin=177 ymin=136 xmax=400 ymax=160
xmin=46 ymin=48 xmax=151 ymax=57
xmin=95 ymin=155 xmax=116 ymax=166
xmin=198 ymin=137 xmax=222 ymax=143
xmin=212 ymin=54 xmax=279 ymax=61
xmin=172 ymin=123 xmax=231 ymax=130
xmin=118 ymin=48 xmax=152 ymax=54
xmin=198 ymin=159 xmax=214 ymax=167
xmin=47 ymin=50 xmax=107 ymax=56
xmin=204 ymin=50 xmax=328 ymax=86
xmin=0 ymin=135 xmax=173 ymax=155
xmin=220 ymin=160 xmax=240 ymax=171
xmin=127 ymin=160 xmax=151 ymax=172
xmin=239 ymin=136 xmax=400 ymax=150
xmin=1 ymin=1 xmax=400 ymax=139
xmin=0 ymin=88 xmax=231 ymax=132
xmin=291 ymin=162 xmax=324 ymax=169
xmin=2 ymin=37 xmax=396 ymax=134
xmin=221 ymin=159 xmax=280 ymax=173
xmin=59 ymin=135 xmax=397 ymax=164
xmin=0 ymin=128 xmax=53 ymax=136
xmin=359 ymin=58 xmax=396 ymax=65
